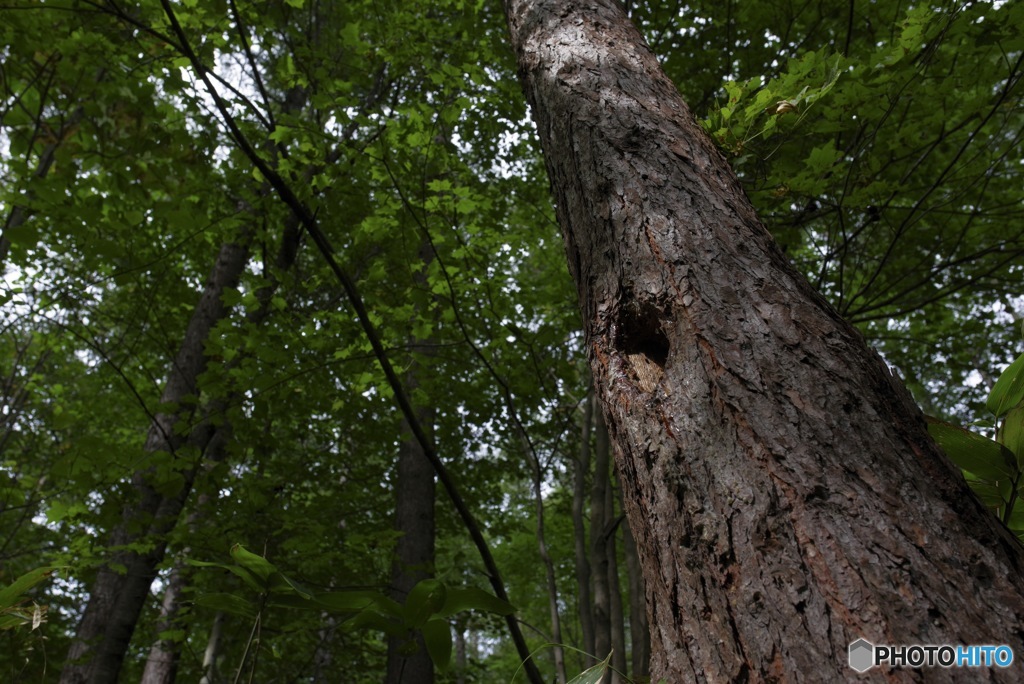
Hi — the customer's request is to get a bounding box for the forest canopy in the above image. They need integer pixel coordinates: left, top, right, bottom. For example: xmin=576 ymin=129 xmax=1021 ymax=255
xmin=0 ymin=0 xmax=1022 ymax=681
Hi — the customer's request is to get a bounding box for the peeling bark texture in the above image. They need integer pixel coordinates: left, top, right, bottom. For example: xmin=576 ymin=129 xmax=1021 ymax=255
xmin=505 ymin=0 xmax=1024 ymax=681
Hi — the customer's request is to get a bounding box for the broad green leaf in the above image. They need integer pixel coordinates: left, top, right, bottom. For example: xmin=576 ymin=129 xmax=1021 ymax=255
xmin=422 ymin=618 xmax=452 ymax=672
xmin=0 ymin=614 xmax=32 ymax=630
xmin=1005 ymin=501 xmax=1024 ymax=533
xmin=567 ymin=653 xmax=612 ymax=684
xmin=1002 ymin=407 xmax=1024 ymax=464
xmin=926 ymin=418 xmax=1017 ymax=482
xmin=194 ymin=593 xmax=258 ymax=620
xmin=0 ymin=567 xmax=56 ymax=611
xmin=987 ymin=353 xmax=1024 ymax=418
xmin=437 ymin=587 xmax=515 ymax=618
xmin=404 ymin=579 xmax=447 ymax=628
xmin=349 ymin=609 xmax=406 ymax=637
xmin=268 ymin=571 xmax=313 ymax=599
xmin=230 ymin=543 xmax=277 ymax=584
xmin=314 ymin=590 xmax=395 ymax=615
xmin=265 ymin=594 xmax=321 ymax=611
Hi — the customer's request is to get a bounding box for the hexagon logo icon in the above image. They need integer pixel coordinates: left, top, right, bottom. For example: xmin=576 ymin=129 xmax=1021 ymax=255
xmin=849 ymin=638 xmax=874 ymax=673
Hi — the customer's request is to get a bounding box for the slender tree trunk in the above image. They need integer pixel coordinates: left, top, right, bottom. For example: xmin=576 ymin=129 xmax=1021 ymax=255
xmin=138 ymin=550 xmax=190 ymax=684
xmin=572 ymin=389 xmax=596 ymax=670
xmin=619 ymin=491 xmax=649 ymax=681
xmin=140 ymin=424 xmax=234 ymax=684
xmin=590 ymin=410 xmax=612 ymax=667
xmin=311 ymin=614 xmax=338 ymax=683
xmin=385 ymin=328 xmax=436 ymax=684
xmin=605 ymin=479 xmax=626 ymax=684
xmin=505 ymin=0 xmax=1024 ymax=681
xmin=61 ymin=237 xmax=251 ymax=684
xmin=139 ymin=211 xmax=303 ymax=684
xmin=198 ymin=612 xmax=225 ymax=684
xmin=453 ymin=614 xmax=468 ymax=684
xmin=526 ymin=435 xmax=567 ymax=684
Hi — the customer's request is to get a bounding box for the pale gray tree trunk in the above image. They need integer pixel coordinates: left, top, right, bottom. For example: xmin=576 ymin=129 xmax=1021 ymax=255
xmin=505 ymin=0 xmax=1024 ymax=680
xmin=198 ymin=612 xmax=225 ymax=684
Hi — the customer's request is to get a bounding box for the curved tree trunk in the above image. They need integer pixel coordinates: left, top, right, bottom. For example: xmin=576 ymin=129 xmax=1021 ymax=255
xmin=139 ymin=212 xmax=304 ymax=684
xmin=61 ymin=236 xmax=251 ymax=684
xmin=504 ymin=0 xmax=1024 ymax=681
xmin=59 ymin=236 xmax=251 ymax=684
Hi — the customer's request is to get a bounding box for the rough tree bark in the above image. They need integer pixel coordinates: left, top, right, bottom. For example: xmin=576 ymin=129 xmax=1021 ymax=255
xmin=505 ymin=0 xmax=1024 ymax=681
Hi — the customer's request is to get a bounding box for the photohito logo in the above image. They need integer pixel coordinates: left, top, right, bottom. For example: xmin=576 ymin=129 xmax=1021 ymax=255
xmin=848 ymin=638 xmax=1014 ymax=672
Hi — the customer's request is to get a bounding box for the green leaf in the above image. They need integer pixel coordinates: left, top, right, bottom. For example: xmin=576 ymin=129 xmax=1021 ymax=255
xmin=567 ymin=653 xmax=612 ymax=684
xmin=404 ymin=579 xmax=447 ymax=628
xmin=313 ymin=590 xmax=395 ymax=615
xmin=987 ymin=353 xmax=1024 ymax=418
xmin=0 ymin=567 xmax=56 ymax=612
xmin=422 ymin=618 xmax=452 ymax=672
xmin=437 ymin=587 xmax=515 ymax=618
xmin=0 ymin=614 xmax=32 ymax=630
xmin=1001 ymin=406 xmax=1024 ymax=463
xmin=349 ymin=609 xmax=406 ymax=637
xmin=194 ymin=592 xmax=258 ymax=619
xmin=926 ymin=417 xmax=1018 ymax=482
xmin=230 ymin=543 xmax=278 ymax=585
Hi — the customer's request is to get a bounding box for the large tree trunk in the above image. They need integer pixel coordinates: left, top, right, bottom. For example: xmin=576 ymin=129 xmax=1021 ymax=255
xmin=504 ymin=0 xmax=1024 ymax=681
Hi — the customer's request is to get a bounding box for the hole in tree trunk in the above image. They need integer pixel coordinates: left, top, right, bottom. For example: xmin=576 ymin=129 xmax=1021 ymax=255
xmin=614 ymin=299 xmax=670 ymax=367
